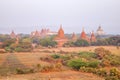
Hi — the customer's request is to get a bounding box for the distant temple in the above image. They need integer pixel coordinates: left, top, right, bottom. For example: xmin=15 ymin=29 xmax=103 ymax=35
xmin=54 ymin=25 xmax=68 ymax=47
xmin=80 ymin=28 xmax=96 ymax=42
xmin=10 ymin=30 xmax=16 ymax=38
xmin=80 ymin=28 xmax=90 ymax=42
xmin=96 ymin=26 xmax=105 ymax=35
xmin=90 ymin=31 xmax=96 ymax=42
xmin=71 ymin=32 xmax=77 ymax=41
xmin=31 ymin=28 xmax=57 ymax=38
xmin=10 ymin=30 xmax=19 ymax=44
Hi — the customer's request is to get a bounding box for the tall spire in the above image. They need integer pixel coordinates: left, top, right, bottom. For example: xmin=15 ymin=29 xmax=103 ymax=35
xmin=58 ymin=24 xmax=64 ymax=38
xmin=90 ymin=30 xmax=96 ymax=42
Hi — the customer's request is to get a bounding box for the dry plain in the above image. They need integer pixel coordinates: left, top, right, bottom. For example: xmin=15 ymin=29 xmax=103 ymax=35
xmin=0 ymin=46 xmax=119 ymax=80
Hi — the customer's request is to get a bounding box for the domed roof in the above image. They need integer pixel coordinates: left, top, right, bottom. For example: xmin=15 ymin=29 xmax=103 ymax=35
xmin=97 ymin=26 xmax=103 ymax=31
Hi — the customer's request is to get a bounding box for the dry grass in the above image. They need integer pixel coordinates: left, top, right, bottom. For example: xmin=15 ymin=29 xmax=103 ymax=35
xmin=0 ymin=46 xmax=119 ymax=80
xmin=0 ymin=70 xmax=104 ymax=80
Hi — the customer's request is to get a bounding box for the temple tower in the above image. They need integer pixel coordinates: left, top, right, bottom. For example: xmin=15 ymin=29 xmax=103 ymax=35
xmin=10 ymin=30 xmax=16 ymax=38
xmin=54 ymin=25 xmax=68 ymax=47
xmin=71 ymin=32 xmax=77 ymax=41
xmin=90 ymin=31 xmax=96 ymax=42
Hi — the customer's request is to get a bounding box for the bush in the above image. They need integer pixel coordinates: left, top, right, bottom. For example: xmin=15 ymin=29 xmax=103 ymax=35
xmin=51 ymin=54 xmax=60 ymax=59
xmin=96 ymin=69 xmax=107 ymax=77
xmin=41 ymin=65 xmax=55 ymax=72
xmin=67 ymin=59 xmax=87 ymax=70
xmin=78 ymin=51 xmax=97 ymax=59
xmin=63 ymin=41 xmax=75 ymax=47
xmin=109 ymin=68 xmax=120 ymax=76
xmin=5 ymin=47 xmax=13 ymax=52
xmin=80 ymin=67 xmax=97 ymax=73
xmin=16 ymin=68 xmax=34 ymax=74
xmin=94 ymin=47 xmax=111 ymax=59
xmin=87 ymin=61 xmax=100 ymax=68
xmin=74 ymin=39 xmax=89 ymax=47
xmin=101 ymin=59 xmax=111 ymax=67
xmin=102 ymin=53 xmax=120 ymax=66
xmin=14 ymin=47 xmax=23 ymax=52
xmin=40 ymin=38 xmax=57 ymax=47
xmin=16 ymin=68 xmax=25 ymax=74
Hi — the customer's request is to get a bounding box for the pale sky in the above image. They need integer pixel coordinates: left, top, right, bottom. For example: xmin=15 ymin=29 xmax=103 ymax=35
xmin=0 ymin=0 xmax=120 ymax=34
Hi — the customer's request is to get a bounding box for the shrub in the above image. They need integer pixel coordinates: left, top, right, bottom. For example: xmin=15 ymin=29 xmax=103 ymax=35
xmin=103 ymin=53 xmax=120 ymax=66
xmin=40 ymin=38 xmax=57 ymax=47
xmin=109 ymin=68 xmax=120 ymax=76
xmin=5 ymin=47 xmax=13 ymax=52
xmin=80 ymin=67 xmax=97 ymax=73
xmin=87 ymin=61 xmax=100 ymax=68
xmin=63 ymin=41 xmax=75 ymax=47
xmin=51 ymin=54 xmax=60 ymax=59
xmin=41 ymin=65 xmax=55 ymax=72
xmin=78 ymin=51 xmax=97 ymax=59
xmin=67 ymin=59 xmax=87 ymax=70
xmin=96 ymin=69 xmax=107 ymax=77
xmin=94 ymin=47 xmax=111 ymax=59
xmin=55 ymin=63 xmax=62 ymax=70
xmin=74 ymin=39 xmax=89 ymax=47
xmin=61 ymin=55 xmax=71 ymax=61
xmin=16 ymin=68 xmax=25 ymax=74
xmin=101 ymin=59 xmax=111 ymax=67
xmin=14 ymin=47 xmax=23 ymax=52
xmin=105 ymin=76 xmax=119 ymax=80
xmin=16 ymin=68 xmax=35 ymax=74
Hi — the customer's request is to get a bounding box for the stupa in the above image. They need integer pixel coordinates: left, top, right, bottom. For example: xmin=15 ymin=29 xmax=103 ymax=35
xmin=54 ymin=25 xmax=68 ymax=47
xmin=71 ymin=32 xmax=77 ymax=41
xmin=90 ymin=31 xmax=96 ymax=42
xmin=80 ymin=28 xmax=90 ymax=42
xmin=96 ymin=26 xmax=105 ymax=35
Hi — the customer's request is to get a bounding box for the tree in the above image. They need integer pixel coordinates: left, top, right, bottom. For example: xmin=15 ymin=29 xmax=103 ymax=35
xmin=63 ymin=41 xmax=75 ymax=47
xmin=74 ymin=39 xmax=89 ymax=47
xmin=39 ymin=37 xmax=57 ymax=47
xmin=2 ymin=38 xmax=16 ymax=48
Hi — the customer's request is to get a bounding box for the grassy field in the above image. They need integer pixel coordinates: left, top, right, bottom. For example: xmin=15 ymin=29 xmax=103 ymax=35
xmin=0 ymin=46 xmax=119 ymax=80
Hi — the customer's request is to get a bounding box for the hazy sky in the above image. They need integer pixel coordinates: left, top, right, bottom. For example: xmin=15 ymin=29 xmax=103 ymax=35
xmin=0 ymin=0 xmax=120 ymax=34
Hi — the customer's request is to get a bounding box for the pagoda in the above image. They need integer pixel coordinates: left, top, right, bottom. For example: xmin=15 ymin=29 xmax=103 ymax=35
xmin=80 ymin=28 xmax=90 ymax=42
xmin=10 ymin=30 xmax=16 ymax=38
xmin=90 ymin=31 xmax=96 ymax=42
xmin=54 ymin=25 xmax=68 ymax=47
xmin=71 ymin=32 xmax=77 ymax=41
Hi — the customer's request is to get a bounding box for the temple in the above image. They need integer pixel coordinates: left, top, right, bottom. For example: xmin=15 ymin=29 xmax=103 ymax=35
xmin=54 ymin=25 xmax=68 ymax=47
xmin=90 ymin=31 xmax=96 ymax=42
xmin=96 ymin=26 xmax=105 ymax=35
xmin=80 ymin=28 xmax=90 ymax=42
xmin=71 ymin=32 xmax=77 ymax=41
xmin=31 ymin=28 xmax=57 ymax=38
xmin=10 ymin=30 xmax=16 ymax=38
xmin=10 ymin=30 xmax=19 ymax=44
